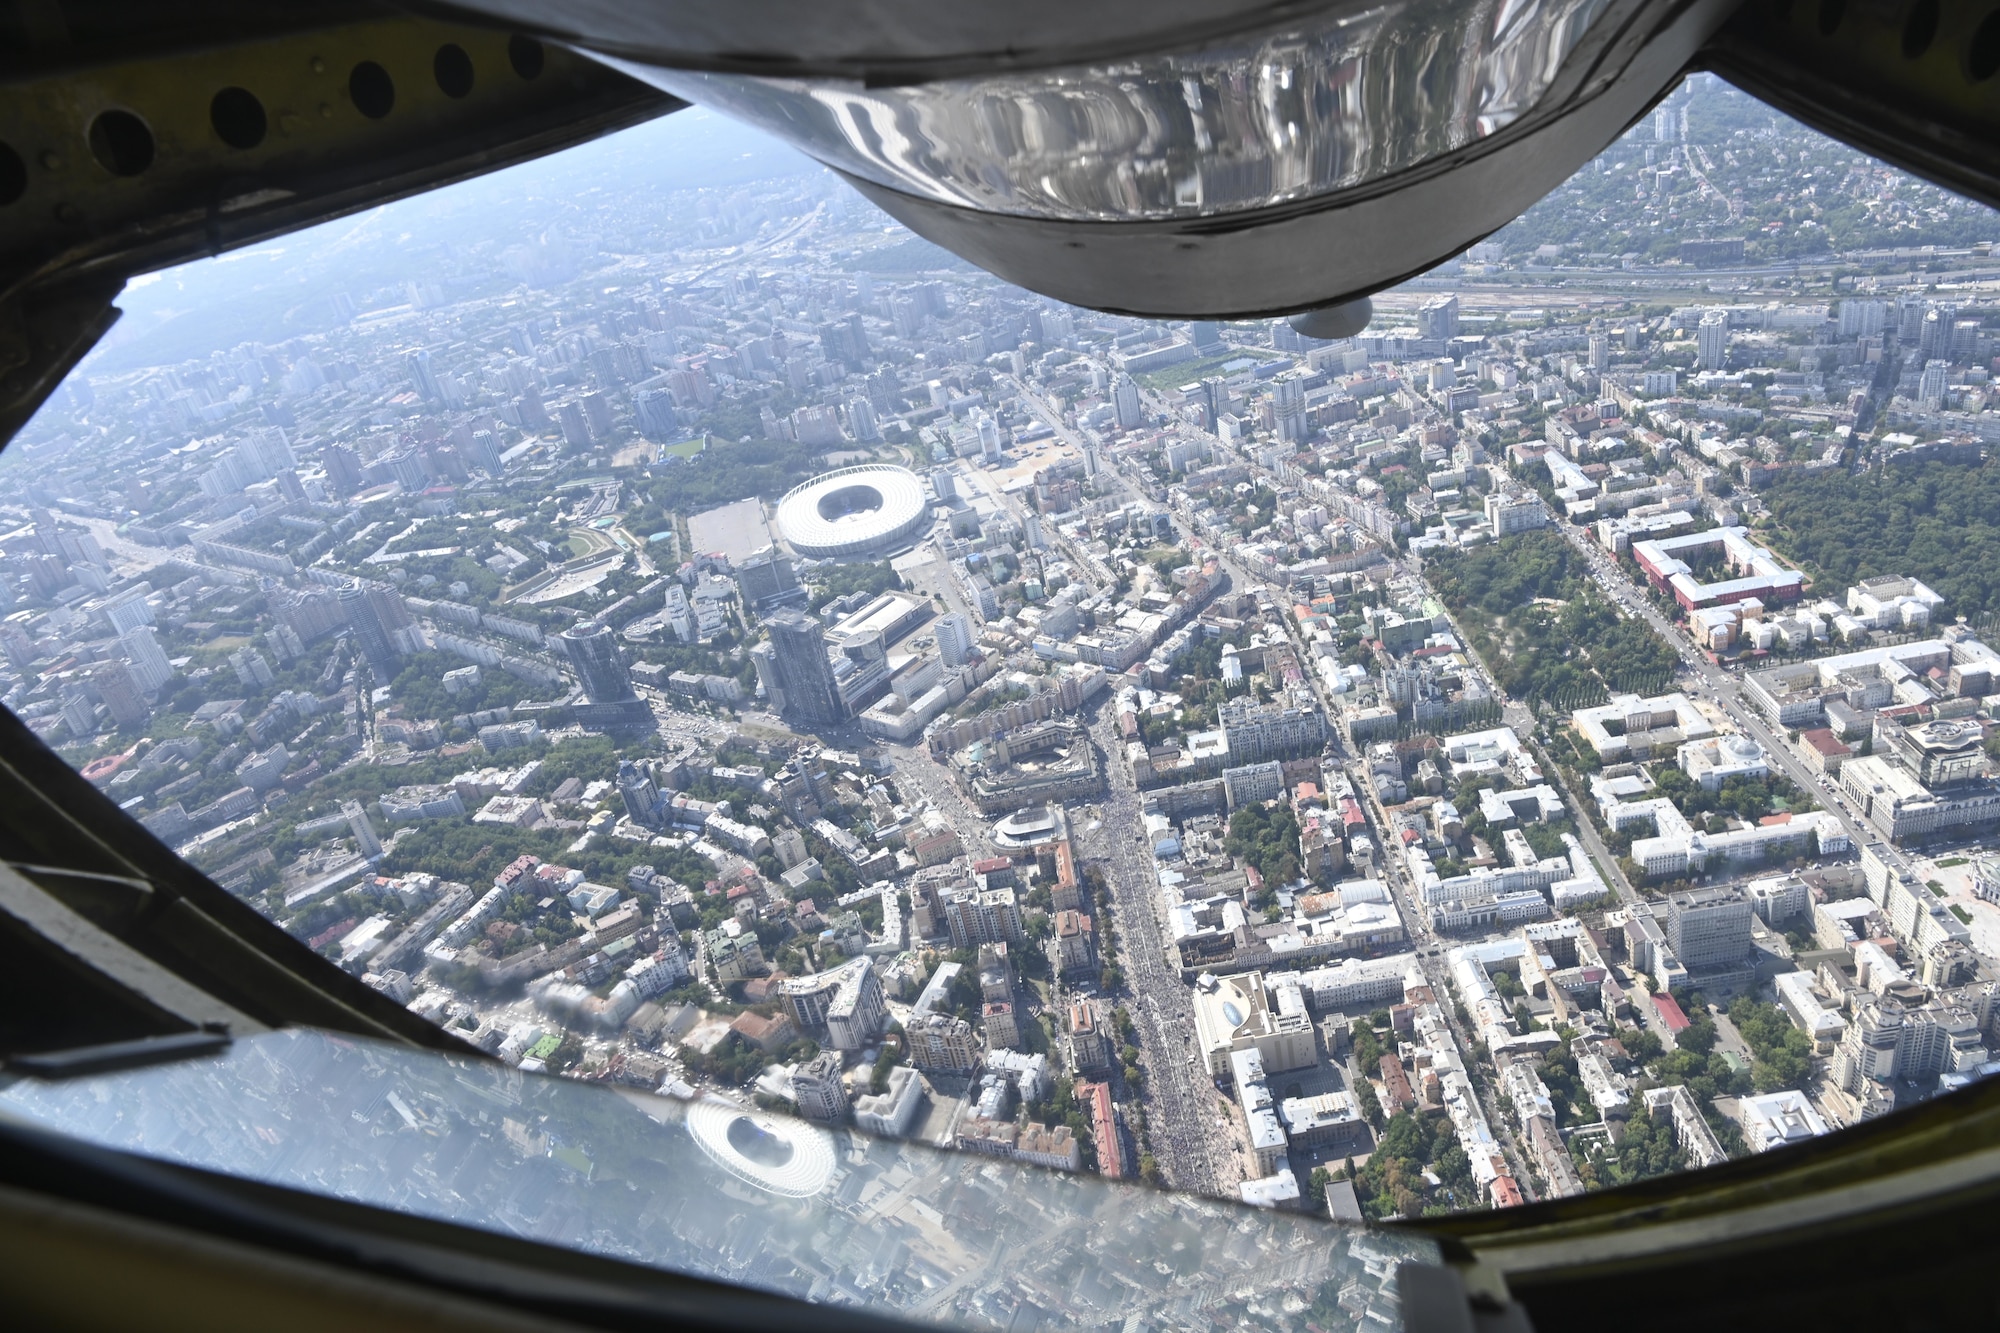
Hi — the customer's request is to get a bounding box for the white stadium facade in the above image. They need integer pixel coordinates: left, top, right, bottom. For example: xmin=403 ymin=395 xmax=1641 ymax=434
xmin=774 ymin=464 xmax=930 ymax=559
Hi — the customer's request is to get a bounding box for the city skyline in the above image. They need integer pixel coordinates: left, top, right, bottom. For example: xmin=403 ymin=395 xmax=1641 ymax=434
xmin=3 ymin=69 xmax=2000 ymax=1244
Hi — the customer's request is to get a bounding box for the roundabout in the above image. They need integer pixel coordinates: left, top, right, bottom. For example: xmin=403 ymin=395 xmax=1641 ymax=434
xmin=774 ymin=463 xmax=930 ymax=558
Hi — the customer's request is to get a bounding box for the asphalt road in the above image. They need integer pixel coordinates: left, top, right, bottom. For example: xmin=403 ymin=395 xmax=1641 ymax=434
xmin=1079 ymin=709 xmax=1229 ymax=1197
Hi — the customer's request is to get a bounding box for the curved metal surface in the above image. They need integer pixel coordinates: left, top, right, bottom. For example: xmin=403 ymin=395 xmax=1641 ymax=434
xmin=595 ymin=0 xmax=1736 ymax=317
xmin=1699 ymin=0 xmax=2000 ymax=214
xmin=418 ymin=0 xmax=1474 ymax=84
xmin=610 ymin=0 xmax=1619 ymax=224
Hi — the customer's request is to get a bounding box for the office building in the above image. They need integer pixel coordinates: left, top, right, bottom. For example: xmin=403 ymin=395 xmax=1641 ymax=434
xmin=560 ymin=620 xmax=634 ymax=703
xmin=90 ymin=660 xmax=150 ymax=728
xmin=764 ymin=609 xmax=847 ymax=726
xmin=1666 ymin=886 xmax=1752 ymax=973
xmin=734 ymin=548 xmax=804 ymax=609
xmin=1112 ymin=376 xmax=1143 ymax=429
xmin=1417 ymin=293 xmax=1460 ymax=341
xmin=934 ymin=612 xmax=974 ymax=667
xmin=118 ymin=624 xmax=174 ymax=693
xmin=340 ymin=582 xmax=398 ymax=673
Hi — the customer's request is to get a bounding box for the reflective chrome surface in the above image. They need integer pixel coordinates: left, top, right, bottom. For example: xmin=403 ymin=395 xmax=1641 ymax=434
xmin=0 ymin=1030 xmax=1435 ymax=1330
xmin=613 ymin=0 xmax=1616 ymax=222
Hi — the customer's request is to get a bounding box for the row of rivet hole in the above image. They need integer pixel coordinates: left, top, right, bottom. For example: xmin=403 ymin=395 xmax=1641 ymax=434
xmin=0 ymin=36 xmax=546 ymax=208
xmin=1805 ymin=0 xmax=2000 ymax=78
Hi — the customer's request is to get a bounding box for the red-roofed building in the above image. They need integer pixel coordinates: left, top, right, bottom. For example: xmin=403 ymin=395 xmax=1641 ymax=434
xmin=972 ymin=856 xmax=1012 ymax=875
xmin=1490 ymin=1175 xmax=1524 ymax=1208
xmin=1379 ymin=1055 xmax=1416 ymax=1113
xmin=308 ymin=917 xmax=356 ymax=951
xmin=729 ymin=1010 xmax=796 ymax=1051
xmin=1078 ymin=1079 xmax=1125 ymax=1178
xmin=1652 ymin=993 xmax=1691 ymax=1034
xmin=1800 ymin=727 xmax=1851 ymax=776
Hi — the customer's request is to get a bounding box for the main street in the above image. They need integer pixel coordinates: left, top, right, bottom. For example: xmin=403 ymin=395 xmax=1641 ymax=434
xmin=1079 ymin=708 xmax=1229 ymax=1197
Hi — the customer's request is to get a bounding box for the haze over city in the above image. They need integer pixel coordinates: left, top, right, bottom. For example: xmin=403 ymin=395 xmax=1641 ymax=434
xmin=7 ymin=71 xmax=2000 ymax=1298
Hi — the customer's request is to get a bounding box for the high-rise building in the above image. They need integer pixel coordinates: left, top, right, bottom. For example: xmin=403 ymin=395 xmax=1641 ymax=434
xmin=339 ymin=583 xmax=398 ymax=674
xmin=1919 ymin=358 xmax=1949 ymax=409
xmin=467 ymin=430 xmax=505 ymax=477
xmin=749 ymin=641 xmax=784 ymax=711
xmin=321 ymin=444 xmax=363 ymax=495
xmin=102 ymin=592 xmax=153 ymax=637
xmin=560 ymin=621 xmax=635 ymax=703
xmin=118 ymin=624 xmax=174 ymax=693
xmin=558 ymin=400 xmax=593 ymax=450
xmin=734 ymin=548 xmax=803 ymax=609
xmin=633 ymin=388 xmax=679 ymax=441
xmin=1588 ymin=333 xmax=1610 ymax=373
xmin=407 ymin=349 xmax=444 ymax=404
xmin=943 ymin=887 xmax=1025 ymax=949
xmin=90 ymin=660 xmax=150 ymax=729
xmin=274 ymin=587 xmax=347 ymax=645
xmin=1666 ymin=886 xmax=1753 ymax=972
xmin=368 ymin=585 xmax=417 ymax=655
xmin=906 ymin=1012 xmax=982 ymax=1075
xmin=1417 ymin=293 xmax=1461 ymax=341
xmin=617 ymin=759 xmax=660 ymax=824
xmin=846 ymin=397 xmax=880 ymax=441
xmin=1112 ymin=376 xmax=1143 ymax=430
xmin=791 ymin=1049 xmax=850 ymax=1122
xmin=764 ymin=609 xmax=846 ymax=726
xmin=1696 ymin=310 xmax=1729 ymax=371
xmin=1273 ymin=373 xmax=1307 ymax=442
xmin=343 ymin=799 xmax=383 ymax=858
xmin=386 ymin=449 xmax=428 ymax=494
xmin=1838 ymin=298 xmax=1889 ymax=338
xmin=1919 ymin=303 xmax=1956 ymax=358
xmin=781 ymin=957 xmax=888 ymax=1051
xmin=58 ymin=686 xmax=96 ymax=739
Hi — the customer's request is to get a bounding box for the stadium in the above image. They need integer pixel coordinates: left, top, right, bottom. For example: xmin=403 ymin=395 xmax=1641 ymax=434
xmin=774 ymin=463 xmax=930 ymax=559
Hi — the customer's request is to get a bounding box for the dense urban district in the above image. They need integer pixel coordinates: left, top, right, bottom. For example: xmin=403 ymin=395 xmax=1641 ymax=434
xmin=11 ymin=74 xmax=2000 ymax=1240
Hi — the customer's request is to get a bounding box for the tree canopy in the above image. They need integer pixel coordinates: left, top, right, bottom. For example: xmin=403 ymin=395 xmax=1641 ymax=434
xmin=1225 ymin=803 xmax=1303 ymax=887
xmin=1760 ymin=459 xmax=2000 ymax=616
xmin=1425 ymin=530 xmax=1679 ymax=707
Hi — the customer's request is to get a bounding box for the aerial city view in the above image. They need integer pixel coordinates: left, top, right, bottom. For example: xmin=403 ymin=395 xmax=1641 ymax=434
xmin=15 ymin=69 xmax=2000 ymax=1247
